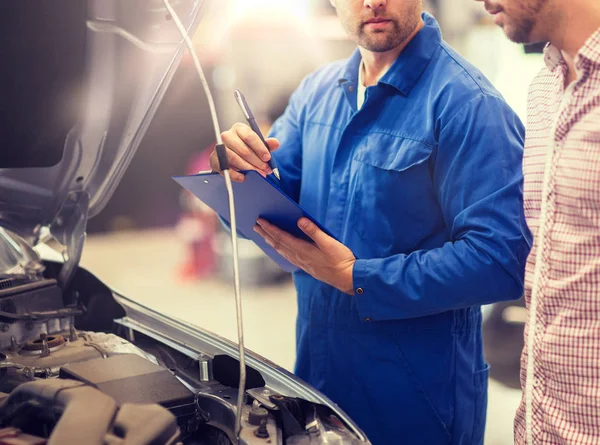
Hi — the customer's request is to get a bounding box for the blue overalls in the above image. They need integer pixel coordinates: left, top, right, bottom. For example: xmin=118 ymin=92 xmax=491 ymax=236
xmin=269 ymin=13 xmax=531 ymax=445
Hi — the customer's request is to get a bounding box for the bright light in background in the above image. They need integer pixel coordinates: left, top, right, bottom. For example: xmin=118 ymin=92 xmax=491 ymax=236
xmin=197 ymin=0 xmax=321 ymax=62
xmin=194 ymin=0 xmax=317 ymax=55
xmin=229 ymin=0 xmax=311 ymax=22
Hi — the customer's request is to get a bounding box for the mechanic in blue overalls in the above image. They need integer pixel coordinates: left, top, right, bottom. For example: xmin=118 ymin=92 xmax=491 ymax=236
xmin=210 ymin=1 xmax=531 ymax=444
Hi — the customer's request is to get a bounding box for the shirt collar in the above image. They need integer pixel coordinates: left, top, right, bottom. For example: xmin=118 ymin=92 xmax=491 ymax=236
xmin=544 ymin=27 xmax=600 ymax=75
xmin=577 ymin=26 xmax=600 ymax=70
xmin=338 ymin=12 xmax=442 ymax=96
xmin=543 ymin=43 xmax=565 ymax=72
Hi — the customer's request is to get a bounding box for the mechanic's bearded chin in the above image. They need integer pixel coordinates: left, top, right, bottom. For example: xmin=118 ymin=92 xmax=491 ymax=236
xmin=336 ymin=4 xmax=423 ymax=53
xmin=357 ymin=21 xmax=404 ymax=52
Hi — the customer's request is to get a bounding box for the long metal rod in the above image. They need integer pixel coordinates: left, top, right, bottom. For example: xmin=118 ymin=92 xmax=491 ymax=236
xmin=162 ymin=0 xmax=246 ymax=440
xmin=224 ymin=169 xmax=247 ymax=438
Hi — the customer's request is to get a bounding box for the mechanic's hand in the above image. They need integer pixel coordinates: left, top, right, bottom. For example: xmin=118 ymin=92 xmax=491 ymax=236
xmin=254 ymin=217 xmax=356 ymax=295
xmin=209 ymin=123 xmax=281 ymax=183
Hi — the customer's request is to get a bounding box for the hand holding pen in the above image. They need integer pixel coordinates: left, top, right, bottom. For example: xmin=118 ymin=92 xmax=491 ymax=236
xmin=234 ymin=90 xmax=281 ymax=180
xmin=209 ymin=90 xmax=281 ymax=183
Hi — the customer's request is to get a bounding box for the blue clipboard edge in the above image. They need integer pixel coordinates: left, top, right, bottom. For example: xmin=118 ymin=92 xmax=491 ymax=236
xmin=173 ymin=170 xmax=336 ymax=272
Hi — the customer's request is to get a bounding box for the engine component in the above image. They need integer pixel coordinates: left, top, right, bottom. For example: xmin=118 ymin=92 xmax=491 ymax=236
xmin=246 ymin=388 xmax=278 ymax=410
xmin=0 ymin=331 xmax=157 ymax=382
xmin=194 ymin=385 xmax=285 ymax=445
xmin=254 ymin=420 xmax=269 ymax=439
xmin=247 ymin=407 xmax=268 ymax=427
xmin=269 ymin=395 xmax=306 ymax=440
xmin=238 ymin=404 xmax=280 ymax=445
xmin=60 ymin=354 xmax=199 ymax=433
xmin=22 ymin=334 xmax=65 ymax=353
xmin=0 ymin=277 xmax=80 ymax=350
xmin=0 ymin=379 xmax=181 ymax=445
xmin=197 ymin=353 xmax=213 ymax=382
xmin=286 ymin=406 xmax=365 ymax=445
xmin=0 ymin=278 xmax=63 ymax=316
xmin=104 ymin=404 xmax=182 ymax=445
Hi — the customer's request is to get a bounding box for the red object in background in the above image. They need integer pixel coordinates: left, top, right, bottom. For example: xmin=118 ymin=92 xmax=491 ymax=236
xmin=176 ymin=146 xmax=218 ymax=281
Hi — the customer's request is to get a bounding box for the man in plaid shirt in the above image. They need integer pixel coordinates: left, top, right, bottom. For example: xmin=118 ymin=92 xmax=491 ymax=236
xmin=476 ymin=0 xmax=600 ymax=444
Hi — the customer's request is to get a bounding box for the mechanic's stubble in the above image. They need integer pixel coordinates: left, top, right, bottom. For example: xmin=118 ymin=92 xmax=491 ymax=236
xmin=331 ymin=0 xmax=422 ymax=52
xmin=329 ymin=0 xmax=424 ymax=85
xmin=476 ymin=0 xmax=555 ymax=44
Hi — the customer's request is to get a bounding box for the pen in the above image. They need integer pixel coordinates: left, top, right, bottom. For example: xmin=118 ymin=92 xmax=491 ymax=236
xmin=234 ymin=89 xmax=281 ymax=180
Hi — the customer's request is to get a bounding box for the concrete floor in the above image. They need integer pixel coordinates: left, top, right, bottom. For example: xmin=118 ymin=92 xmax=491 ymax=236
xmin=80 ymin=228 xmax=522 ymax=444
xmin=80 ymin=228 xmax=299 ymax=371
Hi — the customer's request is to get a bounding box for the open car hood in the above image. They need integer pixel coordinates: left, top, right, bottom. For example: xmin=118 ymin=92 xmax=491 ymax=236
xmin=0 ymin=0 xmax=205 ymax=284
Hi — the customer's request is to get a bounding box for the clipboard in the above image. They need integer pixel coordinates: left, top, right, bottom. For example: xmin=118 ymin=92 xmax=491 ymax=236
xmin=173 ymin=171 xmax=335 ymax=273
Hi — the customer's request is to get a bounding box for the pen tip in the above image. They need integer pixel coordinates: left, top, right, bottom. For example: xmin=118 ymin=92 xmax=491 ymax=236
xmin=273 ymin=169 xmax=281 ymax=180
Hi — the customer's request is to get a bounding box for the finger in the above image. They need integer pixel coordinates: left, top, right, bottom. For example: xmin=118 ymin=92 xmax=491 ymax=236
xmin=255 ymin=219 xmax=288 ymax=245
xmin=253 ymin=223 xmax=273 ymax=242
xmin=297 ymin=218 xmax=334 ymax=249
xmin=255 ymin=223 xmax=284 ymax=250
xmin=228 ymin=149 xmax=275 ymax=182
xmin=257 ymin=219 xmax=310 ymax=253
xmin=209 ymin=151 xmax=246 ymax=182
xmin=236 ymin=124 xmax=276 ymax=164
xmin=265 ymin=138 xmax=280 ymax=152
xmin=256 ymin=218 xmax=288 ymax=240
xmin=254 ymin=224 xmax=291 ymax=254
xmin=222 ymin=127 xmax=272 ymax=174
xmin=275 ymin=245 xmax=298 ymax=266
xmin=228 ymin=170 xmax=246 ymax=182
xmin=255 ymin=224 xmax=299 ymax=263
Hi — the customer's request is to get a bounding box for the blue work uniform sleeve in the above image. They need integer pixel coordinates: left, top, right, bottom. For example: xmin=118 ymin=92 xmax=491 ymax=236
xmin=352 ymin=94 xmax=532 ymax=321
xmin=268 ymin=80 xmax=307 ymax=203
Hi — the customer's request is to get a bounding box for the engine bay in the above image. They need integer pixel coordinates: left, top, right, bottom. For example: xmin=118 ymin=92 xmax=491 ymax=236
xmin=0 ymin=262 xmax=363 ymax=445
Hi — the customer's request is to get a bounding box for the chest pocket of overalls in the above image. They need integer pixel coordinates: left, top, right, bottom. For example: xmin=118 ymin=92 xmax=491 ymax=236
xmin=350 ymin=135 xmax=434 ymax=252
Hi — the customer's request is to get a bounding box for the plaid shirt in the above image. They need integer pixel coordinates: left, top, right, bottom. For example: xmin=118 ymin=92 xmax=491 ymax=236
xmin=515 ymin=29 xmax=600 ymax=445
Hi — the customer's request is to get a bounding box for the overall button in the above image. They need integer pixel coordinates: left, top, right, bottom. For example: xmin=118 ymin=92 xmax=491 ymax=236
xmin=364 ymin=317 xmax=372 ymax=322
xmin=356 ymin=287 xmax=364 ymax=295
